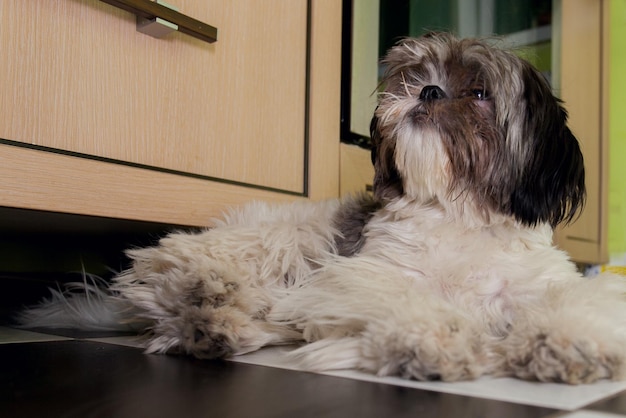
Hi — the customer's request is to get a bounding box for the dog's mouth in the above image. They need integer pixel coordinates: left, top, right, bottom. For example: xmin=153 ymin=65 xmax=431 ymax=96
xmin=407 ymin=103 xmax=429 ymax=120
xmin=407 ymin=90 xmax=495 ymax=131
xmin=406 ymin=100 xmax=465 ymax=128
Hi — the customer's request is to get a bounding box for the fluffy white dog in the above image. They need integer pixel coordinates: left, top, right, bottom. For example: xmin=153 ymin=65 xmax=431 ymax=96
xmin=20 ymin=33 xmax=626 ymax=384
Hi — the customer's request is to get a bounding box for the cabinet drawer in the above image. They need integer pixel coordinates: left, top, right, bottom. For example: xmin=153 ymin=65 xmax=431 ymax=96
xmin=0 ymin=0 xmax=342 ymax=225
xmin=0 ymin=0 xmax=309 ymax=193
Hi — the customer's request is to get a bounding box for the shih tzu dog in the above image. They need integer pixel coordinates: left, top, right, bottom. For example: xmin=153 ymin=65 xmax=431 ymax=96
xmin=20 ymin=33 xmax=626 ymax=384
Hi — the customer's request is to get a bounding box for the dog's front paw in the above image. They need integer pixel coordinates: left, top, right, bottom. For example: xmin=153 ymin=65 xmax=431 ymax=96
xmin=177 ymin=304 xmax=263 ymax=359
xmin=504 ymin=331 xmax=625 ymax=384
xmin=114 ymin=252 xmax=276 ymax=358
xmin=360 ymin=317 xmax=484 ymax=381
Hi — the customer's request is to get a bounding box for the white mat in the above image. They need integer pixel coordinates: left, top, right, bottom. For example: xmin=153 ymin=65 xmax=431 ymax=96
xmin=232 ymin=345 xmax=626 ymax=411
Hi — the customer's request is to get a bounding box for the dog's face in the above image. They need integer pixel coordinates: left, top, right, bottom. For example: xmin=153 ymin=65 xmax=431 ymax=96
xmin=370 ymin=33 xmax=585 ymax=227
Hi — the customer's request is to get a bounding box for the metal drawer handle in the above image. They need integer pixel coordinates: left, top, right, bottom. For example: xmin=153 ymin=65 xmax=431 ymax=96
xmin=99 ymin=0 xmax=218 ymax=43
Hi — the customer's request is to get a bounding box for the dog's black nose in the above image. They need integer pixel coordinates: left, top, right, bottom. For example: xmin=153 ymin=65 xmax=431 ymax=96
xmin=419 ymin=85 xmax=446 ymax=101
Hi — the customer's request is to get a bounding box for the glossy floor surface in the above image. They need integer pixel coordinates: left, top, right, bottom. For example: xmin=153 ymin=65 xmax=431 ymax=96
xmin=3 ymin=326 xmax=626 ymax=418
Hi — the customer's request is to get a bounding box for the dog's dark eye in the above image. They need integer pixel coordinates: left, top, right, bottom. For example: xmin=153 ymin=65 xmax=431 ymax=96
xmin=471 ymin=89 xmax=488 ymax=100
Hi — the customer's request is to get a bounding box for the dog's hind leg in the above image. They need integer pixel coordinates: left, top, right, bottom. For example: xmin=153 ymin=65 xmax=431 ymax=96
xmin=498 ymin=274 xmax=626 ymax=384
xmin=270 ymin=258 xmax=488 ymax=381
xmin=278 ymin=298 xmax=487 ymax=381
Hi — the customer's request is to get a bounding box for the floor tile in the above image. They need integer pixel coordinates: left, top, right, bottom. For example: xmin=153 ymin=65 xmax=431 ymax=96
xmin=1 ymin=340 xmax=557 ymax=418
xmin=22 ymin=326 xmax=139 ymax=339
xmin=0 ymin=326 xmax=70 ymax=344
xmin=557 ymin=411 xmax=626 ymax=418
xmin=587 ymin=388 xmax=626 ymax=416
xmin=87 ymin=334 xmax=147 ymax=349
xmin=231 ymin=346 xmax=626 ymax=411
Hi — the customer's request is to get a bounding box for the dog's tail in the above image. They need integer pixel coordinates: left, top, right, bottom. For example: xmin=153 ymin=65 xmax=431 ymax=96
xmin=15 ymin=274 xmax=144 ymax=332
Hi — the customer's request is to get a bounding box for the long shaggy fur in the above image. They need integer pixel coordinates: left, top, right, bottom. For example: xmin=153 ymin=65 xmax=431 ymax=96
xmin=19 ymin=33 xmax=626 ymax=384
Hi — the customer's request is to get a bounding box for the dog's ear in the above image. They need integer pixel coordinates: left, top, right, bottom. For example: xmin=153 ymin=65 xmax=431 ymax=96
xmin=370 ymin=114 xmax=404 ymax=201
xmin=509 ymin=64 xmax=586 ymax=227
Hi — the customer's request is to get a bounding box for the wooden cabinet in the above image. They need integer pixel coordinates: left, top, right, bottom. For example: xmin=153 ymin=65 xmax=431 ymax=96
xmin=339 ymin=143 xmax=374 ymax=197
xmin=0 ymin=0 xmax=341 ymax=226
xmin=0 ymin=0 xmax=608 ymax=265
xmin=554 ymin=0 xmax=609 ymax=264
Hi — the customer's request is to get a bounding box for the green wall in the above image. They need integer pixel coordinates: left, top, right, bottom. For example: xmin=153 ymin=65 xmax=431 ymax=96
xmin=609 ymin=0 xmax=626 ymax=254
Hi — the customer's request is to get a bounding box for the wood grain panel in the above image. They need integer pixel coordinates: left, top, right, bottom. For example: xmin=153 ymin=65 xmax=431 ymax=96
xmin=306 ymin=0 xmax=342 ymax=200
xmin=0 ymin=0 xmax=307 ymax=192
xmin=555 ymin=0 xmax=608 ymax=264
xmin=0 ymin=144 xmax=301 ymax=226
xmin=340 ymin=143 xmax=374 ymax=196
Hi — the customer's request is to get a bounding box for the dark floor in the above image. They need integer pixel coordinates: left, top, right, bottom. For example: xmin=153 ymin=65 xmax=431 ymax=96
xmin=3 ymin=272 xmax=626 ymax=418
xmin=1 ymin=337 xmax=555 ymax=418
xmin=3 ymin=326 xmax=626 ymax=418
